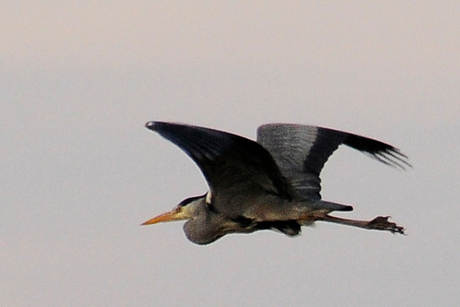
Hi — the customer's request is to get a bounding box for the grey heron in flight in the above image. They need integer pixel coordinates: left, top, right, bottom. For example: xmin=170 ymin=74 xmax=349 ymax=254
xmin=142 ymin=121 xmax=410 ymax=245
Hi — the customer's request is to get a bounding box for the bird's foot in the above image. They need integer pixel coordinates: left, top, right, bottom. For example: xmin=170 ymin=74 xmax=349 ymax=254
xmin=367 ymin=216 xmax=405 ymax=235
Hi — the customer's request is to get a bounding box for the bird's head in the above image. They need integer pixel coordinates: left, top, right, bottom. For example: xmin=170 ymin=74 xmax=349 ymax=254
xmin=141 ymin=194 xmax=205 ymax=226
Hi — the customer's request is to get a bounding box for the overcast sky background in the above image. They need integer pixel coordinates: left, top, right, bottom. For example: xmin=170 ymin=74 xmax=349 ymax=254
xmin=2 ymin=1 xmax=459 ymax=306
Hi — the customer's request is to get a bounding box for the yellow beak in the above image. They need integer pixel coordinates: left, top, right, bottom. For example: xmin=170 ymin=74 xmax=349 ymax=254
xmin=141 ymin=207 xmax=187 ymax=226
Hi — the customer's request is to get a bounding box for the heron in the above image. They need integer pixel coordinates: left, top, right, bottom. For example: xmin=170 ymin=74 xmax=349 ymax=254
xmin=141 ymin=121 xmax=410 ymax=245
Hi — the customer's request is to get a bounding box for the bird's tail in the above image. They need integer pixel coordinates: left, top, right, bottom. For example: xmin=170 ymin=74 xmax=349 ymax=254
xmin=310 ymin=200 xmax=353 ymax=212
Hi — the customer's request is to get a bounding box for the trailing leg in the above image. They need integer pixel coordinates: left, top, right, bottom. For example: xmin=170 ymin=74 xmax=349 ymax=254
xmin=316 ymin=214 xmax=405 ymax=234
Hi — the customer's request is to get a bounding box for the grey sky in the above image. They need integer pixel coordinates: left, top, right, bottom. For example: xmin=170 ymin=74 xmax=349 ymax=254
xmin=1 ymin=1 xmax=459 ymax=306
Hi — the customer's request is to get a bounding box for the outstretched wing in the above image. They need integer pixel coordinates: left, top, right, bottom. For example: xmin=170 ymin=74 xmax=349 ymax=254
xmin=146 ymin=121 xmax=296 ymax=209
xmin=257 ymin=124 xmax=410 ymax=200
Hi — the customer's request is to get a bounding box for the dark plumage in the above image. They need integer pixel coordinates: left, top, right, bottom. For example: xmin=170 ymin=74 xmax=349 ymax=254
xmin=142 ymin=121 xmax=409 ymax=245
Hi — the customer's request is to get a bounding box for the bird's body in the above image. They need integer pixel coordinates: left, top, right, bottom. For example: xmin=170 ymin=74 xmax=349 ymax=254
xmin=142 ymin=121 xmax=410 ymax=245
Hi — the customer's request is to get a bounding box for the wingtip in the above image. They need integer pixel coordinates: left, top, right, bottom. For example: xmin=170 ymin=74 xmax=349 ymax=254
xmin=377 ymin=147 xmax=413 ymax=171
xmin=145 ymin=121 xmax=157 ymax=130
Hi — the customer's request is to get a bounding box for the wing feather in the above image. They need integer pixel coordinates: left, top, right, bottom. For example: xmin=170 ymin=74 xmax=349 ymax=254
xmin=146 ymin=121 xmax=295 ymax=206
xmin=257 ymin=124 xmax=410 ymax=200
